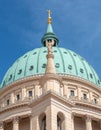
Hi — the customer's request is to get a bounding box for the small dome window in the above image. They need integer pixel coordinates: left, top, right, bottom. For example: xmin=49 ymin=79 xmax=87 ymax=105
xmin=42 ymin=63 xmax=46 ymax=68
xmin=54 ymin=50 xmax=57 ymax=52
xmin=98 ymin=80 xmax=100 ymax=84
xmin=55 ymin=63 xmax=60 ymax=68
xmin=43 ymin=50 xmax=47 ymax=53
xmin=73 ymin=53 xmax=76 ymax=56
xmin=8 ymin=74 xmax=12 ymax=81
xmin=68 ymin=65 xmax=72 ymax=70
xmin=33 ymin=52 xmax=37 ymax=55
xmin=90 ymin=73 xmax=93 ymax=79
xmin=18 ymin=69 xmax=22 ymax=75
xmin=24 ymin=55 xmax=27 ymax=58
xmin=64 ymin=51 xmax=67 ymax=54
xmin=80 ymin=68 xmax=84 ymax=73
xmin=29 ymin=65 xmax=34 ymax=71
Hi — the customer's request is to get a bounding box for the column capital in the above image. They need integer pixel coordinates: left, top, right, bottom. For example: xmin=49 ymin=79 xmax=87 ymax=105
xmin=85 ymin=115 xmax=92 ymax=122
xmin=71 ymin=112 xmax=76 ymax=119
xmin=13 ymin=117 xmax=19 ymax=124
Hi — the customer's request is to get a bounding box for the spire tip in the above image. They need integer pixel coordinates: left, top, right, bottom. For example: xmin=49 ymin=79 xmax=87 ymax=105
xmin=47 ymin=10 xmax=52 ymax=24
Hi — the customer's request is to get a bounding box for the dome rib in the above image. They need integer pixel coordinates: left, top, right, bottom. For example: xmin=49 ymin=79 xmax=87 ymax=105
xmin=24 ymin=51 xmax=32 ymax=77
xmin=37 ymin=48 xmax=44 ymax=73
xmin=90 ymin=66 xmax=98 ymax=85
xmin=13 ymin=60 xmax=19 ymax=82
xmin=67 ymin=49 xmax=78 ymax=76
xmin=78 ymin=55 xmax=89 ymax=80
xmin=57 ymin=47 xmax=66 ymax=73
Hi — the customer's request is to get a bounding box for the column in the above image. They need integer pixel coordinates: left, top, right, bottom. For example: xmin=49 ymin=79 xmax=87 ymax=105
xmin=71 ymin=113 xmax=74 ymax=130
xmin=30 ymin=115 xmax=39 ymax=130
xmin=0 ymin=122 xmax=4 ymax=130
xmin=30 ymin=115 xmax=33 ymax=130
xmin=86 ymin=115 xmax=92 ymax=130
xmin=13 ymin=117 xmax=19 ymax=130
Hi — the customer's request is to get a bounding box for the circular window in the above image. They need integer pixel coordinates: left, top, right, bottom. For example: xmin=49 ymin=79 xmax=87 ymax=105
xmin=33 ymin=52 xmax=37 ymax=55
xmin=29 ymin=65 xmax=34 ymax=71
xmin=55 ymin=63 xmax=60 ymax=68
xmin=42 ymin=64 xmax=46 ymax=68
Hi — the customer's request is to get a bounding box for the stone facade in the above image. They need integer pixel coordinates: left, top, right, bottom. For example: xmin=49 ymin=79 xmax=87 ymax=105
xmin=0 ymin=74 xmax=101 ymax=130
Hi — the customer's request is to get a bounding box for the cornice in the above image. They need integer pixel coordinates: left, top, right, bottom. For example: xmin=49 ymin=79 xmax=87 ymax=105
xmin=29 ymin=90 xmax=75 ymax=108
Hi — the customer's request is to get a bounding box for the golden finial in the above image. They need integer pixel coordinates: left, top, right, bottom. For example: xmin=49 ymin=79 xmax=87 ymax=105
xmin=47 ymin=10 xmax=52 ymax=24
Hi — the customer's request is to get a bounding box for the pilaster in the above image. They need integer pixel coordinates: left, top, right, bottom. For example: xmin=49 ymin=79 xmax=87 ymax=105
xmin=31 ymin=115 xmax=39 ymax=130
xmin=11 ymin=92 xmax=14 ymax=104
xmin=77 ymin=87 xmax=81 ymax=100
xmin=46 ymin=106 xmax=57 ymax=130
xmin=21 ymin=87 xmax=26 ymax=100
xmin=63 ymin=85 xmax=67 ymax=97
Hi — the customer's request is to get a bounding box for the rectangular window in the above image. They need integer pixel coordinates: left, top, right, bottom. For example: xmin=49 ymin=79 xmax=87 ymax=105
xmin=94 ymin=98 xmax=97 ymax=104
xmin=7 ymin=99 xmax=10 ymax=105
xmin=16 ymin=94 xmax=20 ymax=101
xmin=29 ymin=91 xmax=32 ymax=97
xmin=70 ymin=90 xmax=75 ymax=96
xmin=83 ymin=93 xmax=87 ymax=100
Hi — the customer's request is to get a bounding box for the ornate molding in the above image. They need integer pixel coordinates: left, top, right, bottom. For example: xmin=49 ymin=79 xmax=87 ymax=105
xmin=85 ymin=115 xmax=92 ymax=122
xmin=13 ymin=117 xmax=19 ymax=124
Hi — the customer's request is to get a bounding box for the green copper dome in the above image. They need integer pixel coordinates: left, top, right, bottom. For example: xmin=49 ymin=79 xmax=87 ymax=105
xmin=1 ymin=46 xmax=101 ymax=88
xmin=1 ymin=11 xmax=101 ymax=88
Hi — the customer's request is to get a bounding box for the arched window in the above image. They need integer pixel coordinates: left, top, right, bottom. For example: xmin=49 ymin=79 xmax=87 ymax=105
xmin=57 ymin=112 xmax=65 ymax=130
xmin=57 ymin=115 xmax=61 ymax=130
xmin=39 ymin=113 xmax=46 ymax=130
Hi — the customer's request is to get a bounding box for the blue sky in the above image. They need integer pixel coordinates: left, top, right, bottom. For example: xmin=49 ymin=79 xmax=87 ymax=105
xmin=0 ymin=0 xmax=101 ymax=83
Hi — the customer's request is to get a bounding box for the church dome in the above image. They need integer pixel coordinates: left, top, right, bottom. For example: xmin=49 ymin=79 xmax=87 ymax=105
xmin=1 ymin=46 xmax=101 ymax=88
xmin=1 ymin=10 xmax=101 ymax=88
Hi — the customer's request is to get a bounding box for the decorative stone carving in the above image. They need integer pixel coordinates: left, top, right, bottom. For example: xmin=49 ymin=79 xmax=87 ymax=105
xmin=13 ymin=117 xmax=19 ymax=124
